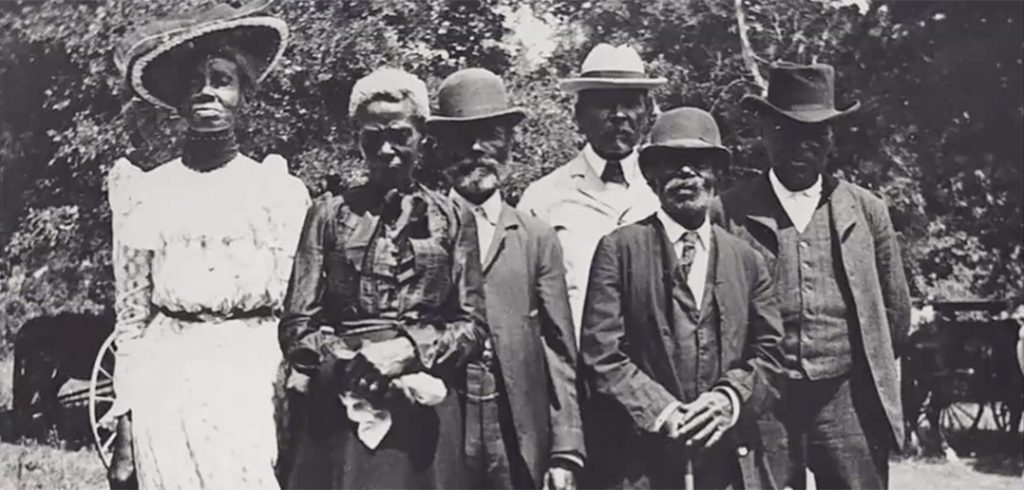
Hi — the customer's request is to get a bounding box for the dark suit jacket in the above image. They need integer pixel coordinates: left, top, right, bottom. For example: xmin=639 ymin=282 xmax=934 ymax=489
xmin=710 ymin=175 xmax=911 ymax=447
xmin=581 ymin=215 xmax=784 ymax=489
xmin=470 ymin=202 xmax=585 ymax=486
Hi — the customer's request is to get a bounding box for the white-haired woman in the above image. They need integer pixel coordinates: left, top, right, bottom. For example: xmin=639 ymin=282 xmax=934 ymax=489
xmin=279 ymin=67 xmax=487 ymax=489
xmin=106 ymin=2 xmax=309 ymax=488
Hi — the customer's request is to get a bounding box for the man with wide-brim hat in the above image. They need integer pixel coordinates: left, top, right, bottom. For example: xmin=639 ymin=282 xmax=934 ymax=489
xmin=518 ymin=43 xmax=666 ymax=339
xmin=712 ymin=62 xmax=911 ymax=489
xmin=581 ymin=107 xmax=783 ymax=489
xmin=427 ymin=68 xmax=584 ymax=490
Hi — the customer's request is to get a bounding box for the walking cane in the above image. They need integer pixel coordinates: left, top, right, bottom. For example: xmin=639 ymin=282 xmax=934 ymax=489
xmin=683 ymin=442 xmax=695 ymax=490
xmin=684 ymin=457 xmax=695 ymax=490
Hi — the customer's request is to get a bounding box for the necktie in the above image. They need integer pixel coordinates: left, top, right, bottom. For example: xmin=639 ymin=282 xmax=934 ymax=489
xmin=678 ymin=231 xmax=698 ymax=279
xmin=474 ymin=206 xmax=493 ymax=265
xmin=601 ymin=159 xmax=626 ymax=184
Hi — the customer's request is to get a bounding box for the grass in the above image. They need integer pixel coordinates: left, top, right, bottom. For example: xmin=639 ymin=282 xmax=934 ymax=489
xmin=0 ymin=442 xmax=106 ymax=490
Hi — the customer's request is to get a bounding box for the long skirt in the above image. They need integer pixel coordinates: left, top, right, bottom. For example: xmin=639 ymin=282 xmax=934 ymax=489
xmin=286 ymin=371 xmax=466 ymax=489
xmin=125 ymin=315 xmax=282 ymax=490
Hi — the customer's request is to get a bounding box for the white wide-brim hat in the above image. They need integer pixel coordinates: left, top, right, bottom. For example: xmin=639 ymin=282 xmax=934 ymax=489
xmin=116 ymin=0 xmax=288 ymax=110
xmin=559 ymin=43 xmax=667 ymax=93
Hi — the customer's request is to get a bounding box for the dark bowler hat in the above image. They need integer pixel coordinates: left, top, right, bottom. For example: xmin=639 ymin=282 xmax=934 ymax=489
xmin=639 ymin=107 xmax=731 ymax=174
xmin=741 ymin=62 xmax=860 ymax=123
xmin=426 ymin=68 xmax=526 ymax=128
xmin=114 ymin=0 xmax=288 ymax=109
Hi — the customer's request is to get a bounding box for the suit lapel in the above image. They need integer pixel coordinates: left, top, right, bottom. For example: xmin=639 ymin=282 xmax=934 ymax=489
xmin=742 ymin=176 xmax=785 ymax=252
xmin=482 ymin=203 xmax=518 ymax=274
xmin=829 ymin=180 xmax=859 ymax=244
xmin=638 ymin=216 xmax=686 ymax=399
xmin=699 ymin=229 xmax=719 ymax=324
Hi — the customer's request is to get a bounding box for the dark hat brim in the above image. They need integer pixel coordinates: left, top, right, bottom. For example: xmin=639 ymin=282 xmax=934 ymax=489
xmin=740 ymin=95 xmax=860 ymax=123
xmin=130 ymin=17 xmax=288 ymax=109
xmin=425 ymin=108 xmax=526 ymax=128
xmin=639 ymin=142 xmax=732 ymax=174
xmin=559 ymin=77 xmax=667 ymax=93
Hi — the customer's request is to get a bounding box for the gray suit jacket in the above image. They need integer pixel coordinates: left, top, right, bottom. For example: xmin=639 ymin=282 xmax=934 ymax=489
xmin=477 ymin=202 xmax=586 ymax=485
xmin=711 ymin=174 xmax=912 ymax=447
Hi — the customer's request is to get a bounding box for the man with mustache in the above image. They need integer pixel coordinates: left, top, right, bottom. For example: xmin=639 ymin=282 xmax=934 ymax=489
xmin=428 ymin=68 xmax=584 ymax=490
xmin=581 ymin=107 xmax=783 ymax=489
xmin=518 ymin=44 xmax=665 ymax=338
xmin=712 ymin=63 xmax=911 ymax=489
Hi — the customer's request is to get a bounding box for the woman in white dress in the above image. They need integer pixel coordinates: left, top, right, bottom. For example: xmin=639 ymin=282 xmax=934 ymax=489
xmin=105 ymin=2 xmax=309 ymax=488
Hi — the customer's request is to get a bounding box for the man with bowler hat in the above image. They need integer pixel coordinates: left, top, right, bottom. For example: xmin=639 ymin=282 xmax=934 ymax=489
xmin=428 ymin=68 xmax=585 ymax=490
xmin=518 ymin=44 xmax=665 ymax=338
xmin=582 ymin=107 xmax=784 ymax=489
xmin=711 ymin=62 xmax=911 ymax=488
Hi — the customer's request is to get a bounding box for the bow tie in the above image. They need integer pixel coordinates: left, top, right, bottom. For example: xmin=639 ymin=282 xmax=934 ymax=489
xmin=601 ymin=159 xmax=627 ymax=184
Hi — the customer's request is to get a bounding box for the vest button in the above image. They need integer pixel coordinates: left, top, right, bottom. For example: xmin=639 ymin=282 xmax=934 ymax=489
xmin=736 ymin=445 xmax=750 ymax=457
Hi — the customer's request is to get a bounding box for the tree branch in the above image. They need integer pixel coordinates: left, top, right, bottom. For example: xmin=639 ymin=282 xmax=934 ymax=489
xmin=735 ymin=0 xmax=768 ymax=95
xmin=710 ymin=78 xmax=748 ymax=112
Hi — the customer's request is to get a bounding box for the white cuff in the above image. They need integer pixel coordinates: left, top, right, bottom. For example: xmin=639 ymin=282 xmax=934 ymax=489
xmin=651 ymin=400 xmax=684 ymax=432
xmin=712 ymin=386 xmax=742 ymax=427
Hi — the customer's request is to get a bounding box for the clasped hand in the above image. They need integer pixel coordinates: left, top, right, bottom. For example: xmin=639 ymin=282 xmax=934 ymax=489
xmin=661 ymin=390 xmax=735 ymax=450
xmin=342 ymin=337 xmax=418 ymax=399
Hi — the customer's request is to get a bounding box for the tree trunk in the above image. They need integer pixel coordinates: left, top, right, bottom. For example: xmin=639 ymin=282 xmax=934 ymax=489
xmin=734 ymin=0 xmax=768 ymax=95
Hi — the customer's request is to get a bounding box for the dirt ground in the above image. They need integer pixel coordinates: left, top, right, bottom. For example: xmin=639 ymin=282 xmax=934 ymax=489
xmin=1 ymin=355 xmax=1021 ymax=489
xmin=0 ymin=440 xmax=1021 ymax=490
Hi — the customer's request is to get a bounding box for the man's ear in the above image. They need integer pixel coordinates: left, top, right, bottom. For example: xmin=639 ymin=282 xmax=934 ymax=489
xmin=573 ymin=99 xmax=587 ymax=134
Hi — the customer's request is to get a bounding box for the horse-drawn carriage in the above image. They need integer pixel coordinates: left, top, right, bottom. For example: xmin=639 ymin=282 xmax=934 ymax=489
xmin=901 ymin=300 xmax=1024 ymax=454
xmin=12 ymin=312 xmax=120 ymax=468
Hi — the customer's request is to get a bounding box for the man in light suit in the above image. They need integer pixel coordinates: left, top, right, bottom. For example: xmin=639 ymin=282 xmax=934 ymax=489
xmin=428 ymin=68 xmax=585 ymax=490
xmin=581 ymin=107 xmax=784 ymax=489
xmin=518 ymin=44 xmax=665 ymax=337
xmin=712 ymin=62 xmax=912 ymax=489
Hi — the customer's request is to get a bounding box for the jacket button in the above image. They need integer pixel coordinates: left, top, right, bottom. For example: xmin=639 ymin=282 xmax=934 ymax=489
xmin=736 ymin=445 xmax=750 ymax=457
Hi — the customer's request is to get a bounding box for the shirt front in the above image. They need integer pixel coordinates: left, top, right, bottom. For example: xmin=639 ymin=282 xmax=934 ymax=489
xmin=583 ymin=144 xmax=645 ymax=209
xmin=655 ymin=208 xmax=711 ymax=303
xmin=769 ymin=168 xmax=823 ymax=233
xmin=450 ymin=189 xmax=503 ymax=265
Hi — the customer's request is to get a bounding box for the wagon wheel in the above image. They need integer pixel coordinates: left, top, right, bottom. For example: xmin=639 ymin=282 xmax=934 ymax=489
xmin=88 ymin=332 xmax=118 ymax=469
xmin=990 ymin=401 xmax=1022 ymax=433
xmin=937 ymin=402 xmax=984 ymax=439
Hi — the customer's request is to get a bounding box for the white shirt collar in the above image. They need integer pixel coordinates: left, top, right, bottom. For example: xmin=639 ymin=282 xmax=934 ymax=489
xmin=582 ymin=144 xmax=640 ymax=184
xmin=655 ymin=208 xmax=711 ymax=250
xmin=769 ymin=168 xmax=822 ymax=200
xmin=450 ymin=189 xmax=503 ymax=226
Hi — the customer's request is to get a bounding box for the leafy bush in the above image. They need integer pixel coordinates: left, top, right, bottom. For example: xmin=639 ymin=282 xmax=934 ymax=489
xmin=1 ymin=0 xmax=1021 ymax=351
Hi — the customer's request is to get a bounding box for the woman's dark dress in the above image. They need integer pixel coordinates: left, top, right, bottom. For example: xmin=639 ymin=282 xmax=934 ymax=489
xmin=279 ymin=183 xmax=487 ymax=489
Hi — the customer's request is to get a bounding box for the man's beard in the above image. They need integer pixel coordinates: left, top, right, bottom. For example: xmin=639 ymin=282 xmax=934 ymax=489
xmin=452 ymin=160 xmax=501 ymax=203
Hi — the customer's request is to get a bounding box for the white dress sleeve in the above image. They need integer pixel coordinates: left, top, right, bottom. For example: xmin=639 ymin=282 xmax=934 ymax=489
xmin=261 ymin=153 xmax=311 ymax=308
xmin=107 ymin=157 xmax=155 ymax=417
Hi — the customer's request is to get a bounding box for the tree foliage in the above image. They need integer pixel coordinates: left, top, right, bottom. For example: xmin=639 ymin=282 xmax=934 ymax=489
xmin=1 ymin=0 xmax=1021 ymax=349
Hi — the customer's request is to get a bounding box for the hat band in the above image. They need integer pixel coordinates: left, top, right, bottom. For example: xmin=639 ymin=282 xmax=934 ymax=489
xmin=578 ymin=70 xmax=648 ymax=79
xmin=767 ymin=101 xmax=836 ymax=112
xmin=442 ymin=104 xmax=517 ymax=118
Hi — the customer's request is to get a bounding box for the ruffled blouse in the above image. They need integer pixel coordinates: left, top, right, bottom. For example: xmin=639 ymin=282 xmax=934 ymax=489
xmin=106 ymin=154 xmax=310 ymax=416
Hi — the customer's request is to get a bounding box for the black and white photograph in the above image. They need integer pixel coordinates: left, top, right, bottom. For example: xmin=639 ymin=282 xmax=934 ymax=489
xmin=0 ymin=0 xmax=1021 ymax=489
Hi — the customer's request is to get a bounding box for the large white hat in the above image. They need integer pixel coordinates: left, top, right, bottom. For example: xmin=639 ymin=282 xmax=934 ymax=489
xmin=559 ymin=43 xmax=667 ymax=93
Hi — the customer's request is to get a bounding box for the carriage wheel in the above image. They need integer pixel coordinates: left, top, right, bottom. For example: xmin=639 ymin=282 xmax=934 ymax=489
xmin=88 ymin=332 xmax=118 ymax=469
xmin=938 ymin=402 xmax=984 ymax=439
xmin=990 ymin=401 xmax=1022 ymax=433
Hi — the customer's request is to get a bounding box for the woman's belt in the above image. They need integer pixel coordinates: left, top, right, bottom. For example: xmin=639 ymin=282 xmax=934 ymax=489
xmin=156 ymin=306 xmax=276 ymax=323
